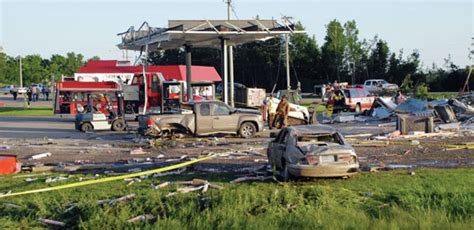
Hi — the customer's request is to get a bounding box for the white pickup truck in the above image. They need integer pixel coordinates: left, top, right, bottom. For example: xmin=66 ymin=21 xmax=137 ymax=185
xmin=363 ymin=79 xmax=398 ymax=94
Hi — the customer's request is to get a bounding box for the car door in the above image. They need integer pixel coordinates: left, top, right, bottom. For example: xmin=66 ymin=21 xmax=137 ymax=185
xmin=273 ymin=129 xmax=289 ymax=169
xmin=211 ymin=102 xmax=237 ymax=132
xmin=364 ymin=81 xmax=372 ymax=92
xmin=195 ymin=103 xmax=214 ymax=134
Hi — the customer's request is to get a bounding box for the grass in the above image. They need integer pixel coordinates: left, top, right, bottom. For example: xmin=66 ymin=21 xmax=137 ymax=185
xmin=0 ymin=168 xmax=472 ymax=229
xmin=0 ymin=107 xmax=53 ymax=116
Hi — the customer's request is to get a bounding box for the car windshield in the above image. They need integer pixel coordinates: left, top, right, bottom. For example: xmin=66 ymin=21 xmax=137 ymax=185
xmin=297 ymin=133 xmax=344 ymax=146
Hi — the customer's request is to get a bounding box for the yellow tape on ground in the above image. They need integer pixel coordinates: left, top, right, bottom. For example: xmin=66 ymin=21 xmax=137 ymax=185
xmin=0 ymin=154 xmax=216 ymax=199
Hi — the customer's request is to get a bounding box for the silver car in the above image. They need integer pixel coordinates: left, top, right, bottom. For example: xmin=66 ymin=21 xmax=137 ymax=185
xmin=267 ymin=125 xmax=359 ymax=181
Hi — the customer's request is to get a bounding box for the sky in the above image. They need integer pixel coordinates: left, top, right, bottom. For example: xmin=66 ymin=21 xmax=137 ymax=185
xmin=1 ymin=0 xmax=473 ymax=69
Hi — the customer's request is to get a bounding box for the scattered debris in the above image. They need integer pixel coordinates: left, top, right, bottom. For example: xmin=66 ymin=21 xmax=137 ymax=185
xmin=45 ymin=176 xmax=71 ymax=183
xmin=127 ymin=214 xmax=156 ymax=223
xmin=0 ymin=145 xmax=11 ymax=150
xmin=4 ymin=203 xmax=21 ymax=209
xmin=130 ymin=147 xmax=148 ymax=155
xmin=107 ymin=193 xmax=136 ymax=206
xmin=230 ymin=176 xmax=274 ymax=183
xmin=38 ymin=218 xmax=66 ymax=227
xmin=25 ymin=177 xmax=38 ymax=182
xmin=30 ymin=152 xmax=52 ymax=160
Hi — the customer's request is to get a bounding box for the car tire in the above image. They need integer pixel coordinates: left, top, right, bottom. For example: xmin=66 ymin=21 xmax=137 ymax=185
xmin=239 ymin=122 xmax=256 ymax=138
xmin=355 ymin=103 xmax=361 ymax=113
xmin=111 ymin=118 xmax=126 ymax=131
xmin=80 ymin=122 xmax=93 ymax=132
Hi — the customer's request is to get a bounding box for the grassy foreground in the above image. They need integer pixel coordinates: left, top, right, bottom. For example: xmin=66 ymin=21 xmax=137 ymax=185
xmin=0 ymin=168 xmax=473 ymax=229
xmin=0 ymin=107 xmax=53 ymax=116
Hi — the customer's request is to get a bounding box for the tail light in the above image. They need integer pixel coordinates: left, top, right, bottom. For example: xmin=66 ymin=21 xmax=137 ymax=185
xmin=305 ymin=155 xmax=319 ymax=165
xmin=339 ymin=154 xmax=356 ymax=163
xmin=147 ymin=118 xmax=153 ymax=126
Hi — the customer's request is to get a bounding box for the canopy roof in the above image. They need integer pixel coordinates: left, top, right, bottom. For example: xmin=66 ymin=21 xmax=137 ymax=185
xmin=117 ymin=19 xmax=304 ymax=51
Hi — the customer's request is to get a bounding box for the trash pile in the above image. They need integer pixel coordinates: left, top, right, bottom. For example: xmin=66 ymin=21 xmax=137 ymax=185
xmin=330 ymin=93 xmax=474 ymax=136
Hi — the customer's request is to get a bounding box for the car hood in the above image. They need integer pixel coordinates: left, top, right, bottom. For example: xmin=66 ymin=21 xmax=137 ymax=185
xmin=234 ymin=108 xmax=261 ymax=115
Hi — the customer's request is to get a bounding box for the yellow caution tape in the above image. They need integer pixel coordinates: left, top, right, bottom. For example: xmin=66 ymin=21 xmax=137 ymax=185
xmin=0 ymin=154 xmax=216 ymax=199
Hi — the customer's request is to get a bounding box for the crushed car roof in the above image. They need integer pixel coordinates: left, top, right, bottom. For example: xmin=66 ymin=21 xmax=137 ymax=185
xmin=288 ymin=125 xmax=337 ymax=135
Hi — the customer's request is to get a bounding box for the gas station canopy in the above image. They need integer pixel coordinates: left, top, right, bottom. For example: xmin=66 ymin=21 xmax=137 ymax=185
xmin=117 ymin=19 xmax=302 ymax=51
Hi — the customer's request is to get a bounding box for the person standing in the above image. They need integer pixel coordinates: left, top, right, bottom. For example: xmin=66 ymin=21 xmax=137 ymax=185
xmin=31 ymin=86 xmax=38 ymax=102
xmin=43 ymin=86 xmax=50 ymax=101
xmin=275 ymin=95 xmax=290 ymax=128
xmin=265 ymin=94 xmax=278 ymax=129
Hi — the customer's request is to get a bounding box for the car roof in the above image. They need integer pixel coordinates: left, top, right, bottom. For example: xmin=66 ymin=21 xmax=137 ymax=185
xmin=287 ymin=125 xmax=337 ymax=135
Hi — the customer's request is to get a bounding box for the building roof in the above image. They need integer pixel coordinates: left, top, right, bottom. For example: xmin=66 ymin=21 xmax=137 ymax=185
xmin=76 ymin=60 xmax=221 ymax=82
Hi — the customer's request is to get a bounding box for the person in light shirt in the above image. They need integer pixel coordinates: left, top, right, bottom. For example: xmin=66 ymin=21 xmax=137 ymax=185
xmin=265 ymin=94 xmax=278 ymax=129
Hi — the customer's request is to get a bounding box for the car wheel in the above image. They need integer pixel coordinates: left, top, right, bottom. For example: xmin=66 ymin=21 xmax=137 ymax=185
xmin=111 ymin=118 xmax=126 ymax=131
xmin=355 ymin=104 xmax=361 ymax=113
xmin=239 ymin=122 xmax=256 ymax=138
xmin=80 ymin=122 xmax=93 ymax=132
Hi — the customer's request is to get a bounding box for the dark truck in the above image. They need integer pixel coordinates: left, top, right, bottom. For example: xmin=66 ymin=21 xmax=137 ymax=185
xmin=138 ymin=100 xmax=264 ymax=138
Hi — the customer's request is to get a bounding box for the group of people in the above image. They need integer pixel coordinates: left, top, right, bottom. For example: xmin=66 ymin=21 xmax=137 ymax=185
xmin=18 ymin=85 xmax=51 ymax=104
xmin=264 ymin=94 xmax=290 ymax=130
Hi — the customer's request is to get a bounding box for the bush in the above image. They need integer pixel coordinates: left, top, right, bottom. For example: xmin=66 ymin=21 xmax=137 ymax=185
xmin=415 ymin=83 xmax=429 ymax=99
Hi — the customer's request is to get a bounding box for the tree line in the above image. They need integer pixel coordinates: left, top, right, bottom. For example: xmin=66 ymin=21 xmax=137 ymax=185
xmin=0 ymin=19 xmax=471 ymax=93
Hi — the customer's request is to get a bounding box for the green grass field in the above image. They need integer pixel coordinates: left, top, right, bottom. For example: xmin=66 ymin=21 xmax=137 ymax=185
xmin=0 ymin=107 xmax=53 ymax=116
xmin=0 ymin=168 xmax=472 ymax=229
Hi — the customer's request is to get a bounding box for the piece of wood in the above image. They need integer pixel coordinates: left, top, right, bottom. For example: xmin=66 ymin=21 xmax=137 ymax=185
xmin=38 ymin=218 xmax=66 ymax=227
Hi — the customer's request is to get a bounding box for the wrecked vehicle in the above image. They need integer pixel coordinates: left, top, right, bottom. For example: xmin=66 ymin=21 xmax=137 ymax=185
xmin=267 ymin=125 xmax=359 ymax=181
xmin=138 ymin=100 xmax=264 ymax=138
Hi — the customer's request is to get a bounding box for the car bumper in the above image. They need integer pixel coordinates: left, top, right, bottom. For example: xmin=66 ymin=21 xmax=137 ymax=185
xmin=288 ymin=163 xmax=359 ymax=178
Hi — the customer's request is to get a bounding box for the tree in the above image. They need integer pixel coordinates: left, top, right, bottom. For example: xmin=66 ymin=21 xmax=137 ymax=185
xmin=321 ymin=20 xmax=346 ymax=82
xmin=343 ymin=20 xmax=364 ymax=84
xmin=369 ymin=39 xmax=390 ymax=78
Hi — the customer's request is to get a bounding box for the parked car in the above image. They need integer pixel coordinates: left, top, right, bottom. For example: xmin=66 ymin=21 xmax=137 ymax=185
xmin=267 ymin=125 xmax=359 ymax=181
xmin=324 ymin=86 xmax=375 ymax=113
xmin=363 ymin=79 xmax=398 ymax=94
xmin=138 ymin=100 xmax=264 ymax=138
xmin=0 ymin=85 xmax=17 ymax=95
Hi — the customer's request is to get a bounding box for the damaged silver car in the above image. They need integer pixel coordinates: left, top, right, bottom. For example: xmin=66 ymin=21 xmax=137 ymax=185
xmin=267 ymin=125 xmax=359 ymax=181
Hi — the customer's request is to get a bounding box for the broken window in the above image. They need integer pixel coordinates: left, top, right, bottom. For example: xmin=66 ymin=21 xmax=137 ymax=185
xmin=213 ymin=103 xmax=230 ymax=115
xmin=296 ymin=133 xmax=344 ymax=145
xmin=200 ymin=104 xmax=210 ymax=116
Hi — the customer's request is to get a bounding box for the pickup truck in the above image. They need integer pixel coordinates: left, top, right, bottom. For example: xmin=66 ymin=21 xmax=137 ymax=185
xmin=138 ymin=100 xmax=264 ymax=138
xmin=363 ymin=79 xmax=398 ymax=94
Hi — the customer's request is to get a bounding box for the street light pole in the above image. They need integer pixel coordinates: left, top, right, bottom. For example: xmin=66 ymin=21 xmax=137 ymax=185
xmin=19 ymin=56 xmax=23 ymax=88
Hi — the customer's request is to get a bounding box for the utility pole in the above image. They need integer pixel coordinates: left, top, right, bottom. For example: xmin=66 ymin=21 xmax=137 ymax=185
xmin=19 ymin=56 xmax=23 ymax=88
xmin=282 ymin=16 xmax=292 ymax=90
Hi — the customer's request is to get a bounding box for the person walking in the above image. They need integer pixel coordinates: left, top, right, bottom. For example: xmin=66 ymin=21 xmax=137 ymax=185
xmin=10 ymin=89 xmax=18 ymax=101
xmin=26 ymin=88 xmax=32 ymax=106
xmin=275 ymin=95 xmax=290 ymax=129
xmin=265 ymin=94 xmax=278 ymax=129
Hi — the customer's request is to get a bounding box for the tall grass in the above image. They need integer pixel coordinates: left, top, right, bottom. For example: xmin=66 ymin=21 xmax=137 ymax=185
xmin=0 ymin=168 xmax=472 ymax=229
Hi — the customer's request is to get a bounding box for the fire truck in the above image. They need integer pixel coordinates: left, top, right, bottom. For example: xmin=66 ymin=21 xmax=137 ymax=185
xmin=53 ymin=81 xmax=121 ymax=117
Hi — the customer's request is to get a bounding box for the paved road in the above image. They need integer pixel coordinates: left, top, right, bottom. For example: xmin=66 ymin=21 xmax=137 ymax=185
xmin=0 ymin=94 xmax=53 ymax=107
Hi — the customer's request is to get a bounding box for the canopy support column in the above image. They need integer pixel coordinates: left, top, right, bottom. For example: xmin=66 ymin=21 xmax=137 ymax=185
xmin=220 ymin=38 xmax=228 ymax=104
xmin=185 ymin=45 xmax=193 ymax=102
xmin=229 ymin=45 xmax=234 ymax=107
